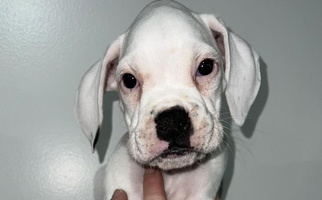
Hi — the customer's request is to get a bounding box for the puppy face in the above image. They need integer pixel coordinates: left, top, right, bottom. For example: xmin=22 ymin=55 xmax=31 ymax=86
xmin=115 ymin=7 xmax=225 ymax=170
xmin=76 ymin=0 xmax=260 ymax=172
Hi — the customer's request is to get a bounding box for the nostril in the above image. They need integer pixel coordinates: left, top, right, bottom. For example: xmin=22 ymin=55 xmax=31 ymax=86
xmin=154 ymin=106 xmax=192 ymax=147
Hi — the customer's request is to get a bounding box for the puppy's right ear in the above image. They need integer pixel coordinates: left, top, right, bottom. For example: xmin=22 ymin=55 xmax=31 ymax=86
xmin=76 ymin=34 xmax=124 ymax=151
xmin=200 ymin=14 xmax=261 ymax=127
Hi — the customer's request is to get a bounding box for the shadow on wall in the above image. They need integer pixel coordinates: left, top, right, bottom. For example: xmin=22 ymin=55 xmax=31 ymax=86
xmin=95 ymin=91 xmax=119 ymax=163
xmin=92 ymin=58 xmax=269 ymax=200
xmin=220 ymin=58 xmax=269 ymax=200
xmin=93 ymin=91 xmax=119 ymax=200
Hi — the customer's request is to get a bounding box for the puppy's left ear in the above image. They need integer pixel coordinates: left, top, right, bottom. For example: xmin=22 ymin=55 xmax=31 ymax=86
xmin=200 ymin=14 xmax=261 ymax=126
xmin=76 ymin=34 xmax=124 ymax=151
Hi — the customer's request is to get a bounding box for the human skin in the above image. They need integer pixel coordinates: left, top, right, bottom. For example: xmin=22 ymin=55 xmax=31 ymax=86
xmin=110 ymin=168 xmax=166 ymax=200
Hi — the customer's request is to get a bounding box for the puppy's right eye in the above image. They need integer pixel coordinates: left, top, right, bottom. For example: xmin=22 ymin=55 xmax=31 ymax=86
xmin=122 ymin=73 xmax=138 ymax=89
xmin=197 ymin=59 xmax=214 ymax=76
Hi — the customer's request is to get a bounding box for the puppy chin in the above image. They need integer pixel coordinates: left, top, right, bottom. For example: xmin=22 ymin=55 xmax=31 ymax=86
xmin=148 ymin=152 xmax=206 ymax=171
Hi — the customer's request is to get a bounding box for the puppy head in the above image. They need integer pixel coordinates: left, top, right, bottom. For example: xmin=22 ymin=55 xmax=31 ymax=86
xmin=76 ymin=1 xmax=261 ymax=170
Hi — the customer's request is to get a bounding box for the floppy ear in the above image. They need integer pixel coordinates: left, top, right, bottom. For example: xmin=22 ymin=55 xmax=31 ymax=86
xmin=76 ymin=34 xmax=124 ymax=151
xmin=200 ymin=14 xmax=261 ymax=126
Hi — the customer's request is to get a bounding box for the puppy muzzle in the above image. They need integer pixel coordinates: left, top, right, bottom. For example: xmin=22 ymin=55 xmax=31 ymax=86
xmin=127 ymin=89 xmax=223 ymax=170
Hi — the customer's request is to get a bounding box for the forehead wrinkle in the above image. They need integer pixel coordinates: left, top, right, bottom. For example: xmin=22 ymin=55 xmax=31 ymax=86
xmin=135 ymin=47 xmax=195 ymax=90
xmin=116 ymin=55 xmax=137 ymax=78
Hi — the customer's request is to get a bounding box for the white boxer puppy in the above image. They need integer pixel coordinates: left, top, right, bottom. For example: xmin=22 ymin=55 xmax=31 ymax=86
xmin=76 ymin=0 xmax=261 ymax=199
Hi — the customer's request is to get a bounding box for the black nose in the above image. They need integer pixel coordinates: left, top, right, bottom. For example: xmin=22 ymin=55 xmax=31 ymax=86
xmin=154 ymin=106 xmax=192 ymax=149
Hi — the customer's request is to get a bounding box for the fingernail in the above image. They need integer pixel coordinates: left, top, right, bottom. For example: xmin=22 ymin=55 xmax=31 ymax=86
xmin=111 ymin=189 xmax=124 ymax=198
xmin=145 ymin=167 xmax=157 ymax=174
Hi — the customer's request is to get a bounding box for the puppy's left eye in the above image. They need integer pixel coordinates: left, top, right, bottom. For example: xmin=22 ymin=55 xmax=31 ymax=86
xmin=197 ymin=59 xmax=214 ymax=76
xmin=122 ymin=73 xmax=138 ymax=89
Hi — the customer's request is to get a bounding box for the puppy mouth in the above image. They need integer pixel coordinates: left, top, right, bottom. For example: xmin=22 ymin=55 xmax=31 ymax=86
xmin=160 ymin=147 xmax=194 ymax=159
xmin=147 ymin=147 xmax=206 ymax=170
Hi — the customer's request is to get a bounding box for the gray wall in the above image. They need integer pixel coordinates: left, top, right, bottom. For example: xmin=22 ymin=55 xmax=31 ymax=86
xmin=1 ymin=0 xmax=321 ymax=199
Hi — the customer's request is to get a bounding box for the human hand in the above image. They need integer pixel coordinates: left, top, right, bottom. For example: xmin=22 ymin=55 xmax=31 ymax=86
xmin=110 ymin=167 xmax=167 ymax=200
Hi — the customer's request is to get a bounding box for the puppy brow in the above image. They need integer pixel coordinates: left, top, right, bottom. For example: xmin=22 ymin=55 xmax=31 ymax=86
xmin=193 ymin=43 xmax=219 ymax=60
xmin=194 ymin=51 xmax=219 ymax=62
xmin=116 ymin=60 xmax=137 ymax=79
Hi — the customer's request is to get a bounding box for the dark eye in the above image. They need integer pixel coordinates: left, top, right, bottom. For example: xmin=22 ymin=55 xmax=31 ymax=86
xmin=122 ymin=73 xmax=137 ymax=89
xmin=197 ymin=59 xmax=214 ymax=76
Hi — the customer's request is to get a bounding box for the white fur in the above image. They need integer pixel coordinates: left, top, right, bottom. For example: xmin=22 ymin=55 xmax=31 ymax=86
xmin=76 ymin=0 xmax=261 ymax=199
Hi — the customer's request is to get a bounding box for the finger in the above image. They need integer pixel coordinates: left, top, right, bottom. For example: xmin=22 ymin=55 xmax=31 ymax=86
xmin=111 ymin=189 xmax=128 ymax=200
xmin=143 ymin=168 xmax=167 ymax=200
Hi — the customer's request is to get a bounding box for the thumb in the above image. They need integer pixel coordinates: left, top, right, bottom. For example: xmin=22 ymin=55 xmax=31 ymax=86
xmin=143 ymin=168 xmax=167 ymax=200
